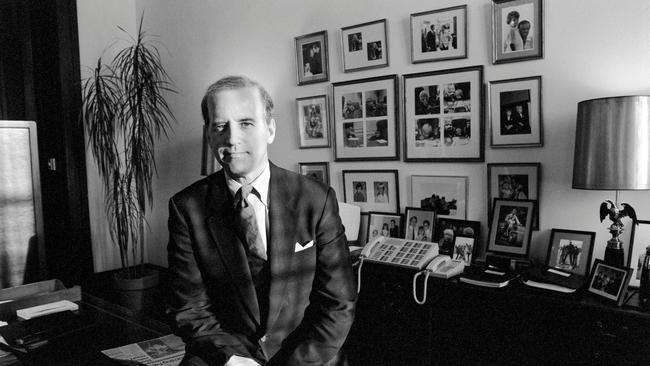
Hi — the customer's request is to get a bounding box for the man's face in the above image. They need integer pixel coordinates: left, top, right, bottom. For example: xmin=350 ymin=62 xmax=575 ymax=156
xmin=516 ymin=105 xmax=523 ymax=114
xmin=519 ymin=23 xmax=530 ymax=39
xmin=207 ymin=87 xmax=276 ymax=182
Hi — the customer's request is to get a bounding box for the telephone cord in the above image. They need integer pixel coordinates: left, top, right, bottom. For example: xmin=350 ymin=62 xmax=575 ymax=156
xmin=357 ymin=257 xmax=365 ymax=294
xmin=413 ymin=270 xmax=431 ymax=305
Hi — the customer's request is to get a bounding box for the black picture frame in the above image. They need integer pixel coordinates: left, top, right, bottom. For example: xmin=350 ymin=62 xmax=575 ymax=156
xmin=403 ymin=207 xmax=436 ymax=243
xmin=487 ymin=162 xmax=540 ymax=229
xmin=296 ymin=95 xmax=330 ymax=149
xmin=342 ymin=169 xmax=399 ymax=213
xmin=298 ymin=162 xmax=330 ymax=186
xmin=435 ymin=218 xmax=481 ymax=260
xmin=545 ymin=228 xmax=596 ymax=277
xmin=366 ymin=211 xmax=403 ymax=242
xmin=295 ymin=30 xmax=329 ymax=85
xmin=487 ymin=198 xmax=536 ymax=257
xmin=489 ymin=76 xmax=543 ymax=147
xmin=491 ymin=0 xmax=544 ymax=64
xmin=587 ymin=259 xmax=633 ymax=306
xmin=628 ymin=220 xmax=650 ymax=287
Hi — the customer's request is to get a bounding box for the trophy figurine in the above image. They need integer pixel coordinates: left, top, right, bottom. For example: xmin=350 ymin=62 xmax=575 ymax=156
xmin=599 ymin=200 xmax=639 ymax=267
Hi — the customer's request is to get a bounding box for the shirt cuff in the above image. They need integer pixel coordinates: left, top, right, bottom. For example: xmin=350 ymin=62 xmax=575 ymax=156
xmin=226 ymin=354 xmax=261 ymax=366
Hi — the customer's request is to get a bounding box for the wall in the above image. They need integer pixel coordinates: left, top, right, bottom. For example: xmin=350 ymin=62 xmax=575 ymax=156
xmin=78 ymin=0 xmax=650 ymax=271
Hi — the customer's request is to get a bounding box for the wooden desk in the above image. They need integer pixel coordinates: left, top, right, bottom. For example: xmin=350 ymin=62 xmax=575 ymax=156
xmin=0 ymin=293 xmax=171 ymax=365
xmin=346 ymin=263 xmax=650 ymax=365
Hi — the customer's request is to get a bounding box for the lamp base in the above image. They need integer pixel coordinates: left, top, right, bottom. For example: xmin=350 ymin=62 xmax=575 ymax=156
xmin=604 ymin=246 xmax=625 ymax=268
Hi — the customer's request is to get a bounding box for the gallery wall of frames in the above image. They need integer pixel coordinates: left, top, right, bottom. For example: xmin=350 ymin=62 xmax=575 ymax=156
xmin=292 ymin=0 xmax=548 ymax=261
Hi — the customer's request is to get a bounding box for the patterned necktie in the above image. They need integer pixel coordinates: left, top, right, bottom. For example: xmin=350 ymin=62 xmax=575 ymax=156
xmin=234 ymin=184 xmax=267 ymax=261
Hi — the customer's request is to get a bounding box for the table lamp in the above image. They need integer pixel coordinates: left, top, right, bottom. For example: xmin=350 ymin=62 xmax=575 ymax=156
xmin=572 ymin=96 xmax=650 ymax=267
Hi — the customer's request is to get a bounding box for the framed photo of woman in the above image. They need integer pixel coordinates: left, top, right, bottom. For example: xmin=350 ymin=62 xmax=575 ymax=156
xmin=295 ymin=30 xmax=329 ymax=85
xmin=491 ymin=0 xmax=543 ymax=64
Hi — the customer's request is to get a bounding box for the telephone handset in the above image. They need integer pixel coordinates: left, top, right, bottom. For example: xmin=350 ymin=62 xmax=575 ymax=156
xmin=412 ymin=255 xmax=466 ymax=305
xmin=357 ymin=236 xmax=440 ymax=293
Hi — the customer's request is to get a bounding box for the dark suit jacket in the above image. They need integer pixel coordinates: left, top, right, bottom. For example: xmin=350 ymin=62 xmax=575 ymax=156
xmin=167 ymin=162 xmax=357 ymax=366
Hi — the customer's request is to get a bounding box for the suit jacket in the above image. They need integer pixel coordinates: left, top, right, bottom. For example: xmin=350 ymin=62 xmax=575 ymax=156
xmin=167 ymin=162 xmax=357 ymax=366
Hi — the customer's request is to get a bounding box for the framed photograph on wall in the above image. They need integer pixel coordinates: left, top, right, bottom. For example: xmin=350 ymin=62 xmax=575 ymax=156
xmin=367 ymin=211 xmax=403 ymax=242
xmin=295 ymin=30 xmax=329 ymax=85
xmin=403 ymin=66 xmax=484 ymax=162
xmin=487 ymin=199 xmax=536 ymax=257
xmin=410 ymin=5 xmax=467 ymax=64
xmin=491 ymin=0 xmax=543 ymax=64
xmin=435 ymin=218 xmax=480 ymax=259
xmin=341 ymin=19 xmax=389 ymax=72
xmin=298 ymin=162 xmax=330 ymax=186
xmin=332 ymin=75 xmax=399 ymax=161
xmin=546 ymin=229 xmax=596 ymax=277
xmin=411 ymin=175 xmax=467 ymax=219
xmin=489 ymin=76 xmax=542 ymax=147
xmin=629 ymin=220 xmax=650 ymax=287
xmin=296 ymin=95 xmax=330 ymax=149
xmin=342 ymin=170 xmax=399 ymax=213
xmin=404 ymin=207 xmax=436 ymax=243
xmin=587 ymin=259 xmax=633 ymax=306
xmin=487 ymin=162 xmax=540 ymax=229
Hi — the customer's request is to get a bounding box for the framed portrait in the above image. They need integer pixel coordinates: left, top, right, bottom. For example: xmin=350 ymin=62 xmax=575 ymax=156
xmin=296 ymin=95 xmax=330 ymax=149
xmin=298 ymin=162 xmax=330 ymax=186
xmin=435 ymin=218 xmax=480 ymax=260
xmin=403 ymin=66 xmax=484 ymax=162
xmin=342 ymin=170 xmax=399 ymax=213
xmin=367 ymin=211 xmax=403 ymax=242
xmin=341 ymin=19 xmax=389 ymax=72
xmin=491 ymin=0 xmax=543 ymax=64
xmin=629 ymin=220 xmax=650 ymax=287
xmin=411 ymin=175 xmax=467 ymax=219
xmin=332 ymin=75 xmax=399 ymax=161
xmin=404 ymin=207 xmax=436 ymax=243
xmin=487 ymin=162 xmax=540 ymax=229
xmin=410 ymin=5 xmax=467 ymax=64
xmin=487 ymin=199 xmax=536 ymax=257
xmin=489 ymin=76 xmax=542 ymax=147
xmin=295 ymin=30 xmax=329 ymax=85
xmin=545 ymin=229 xmax=596 ymax=277
xmin=587 ymin=259 xmax=633 ymax=306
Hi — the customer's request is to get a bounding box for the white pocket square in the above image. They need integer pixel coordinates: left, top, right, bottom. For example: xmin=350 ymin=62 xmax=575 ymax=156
xmin=295 ymin=240 xmax=314 ymax=252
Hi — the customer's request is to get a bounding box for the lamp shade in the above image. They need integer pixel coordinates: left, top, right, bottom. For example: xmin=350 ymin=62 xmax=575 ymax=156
xmin=573 ymin=96 xmax=650 ymax=190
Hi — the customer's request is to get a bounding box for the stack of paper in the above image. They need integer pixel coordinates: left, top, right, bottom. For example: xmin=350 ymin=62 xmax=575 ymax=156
xmin=16 ymin=300 xmax=78 ymax=320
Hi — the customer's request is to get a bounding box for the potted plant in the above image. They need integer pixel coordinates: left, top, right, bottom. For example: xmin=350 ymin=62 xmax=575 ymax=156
xmin=81 ymin=15 xmax=176 ymax=294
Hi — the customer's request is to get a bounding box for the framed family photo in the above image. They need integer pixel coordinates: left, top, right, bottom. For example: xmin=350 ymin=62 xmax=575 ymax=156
xmin=487 ymin=162 xmax=540 ymax=229
xmin=489 ymin=76 xmax=542 ymax=147
xmin=342 ymin=170 xmax=399 ymax=213
xmin=629 ymin=220 xmax=650 ymax=287
xmin=341 ymin=19 xmax=389 ymax=72
xmin=546 ymin=229 xmax=596 ymax=277
xmin=332 ymin=75 xmax=399 ymax=161
xmin=487 ymin=199 xmax=536 ymax=257
xmin=435 ymin=218 xmax=480 ymax=260
xmin=295 ymin=30 xmax=329 ymax=85
xmin=587 ymin=259 xmax=633 ymax=306
xmin=411 ymin=175 xmax=467 ymax=219
xmin=296 ymin=95 xmax=330 ymax=148
xmin=410 ymin=5 xmax=467 ymax=64
xmin=298 ymin=162 xmax=330 ymax=186
xmin=404 ymin=207 xmax=436 ymax=243
xmin=367 ymin=212 xmax=403 ymax=242
xmin=491 ymin=0 xmax=543 ymax=64
xmin=403 ymin=66 xmax=484 ymax=162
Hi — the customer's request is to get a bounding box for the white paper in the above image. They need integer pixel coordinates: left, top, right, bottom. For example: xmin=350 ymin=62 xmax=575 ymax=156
xmin=101 ymin=334 xmax=185 ymax=366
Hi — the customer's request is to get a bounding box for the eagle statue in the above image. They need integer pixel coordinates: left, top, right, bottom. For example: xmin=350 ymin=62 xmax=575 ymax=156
xmin=599 ymin=200 xmax=639 ymax=228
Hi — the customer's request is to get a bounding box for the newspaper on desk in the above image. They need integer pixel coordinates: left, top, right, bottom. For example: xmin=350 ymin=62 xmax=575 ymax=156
xmin=101 ymin=334 xmax=185 ymax=366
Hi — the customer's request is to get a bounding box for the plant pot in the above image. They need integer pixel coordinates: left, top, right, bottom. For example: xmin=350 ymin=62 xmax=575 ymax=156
xmin=111 ymin=266 xmax=160 ymax=311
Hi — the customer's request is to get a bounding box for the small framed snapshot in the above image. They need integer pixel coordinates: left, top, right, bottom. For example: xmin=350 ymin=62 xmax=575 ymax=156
xmin=487 ymin=162 xmax=540 ymax=229
xmin=435 ymin=218 xmax=480 ymax=259
xmin=296 ymin=95 xmax=330 ymax=149
xmin=489 ymin=76 xmax=542 ymax=147
xmin=491 ymin=0 xmax=543 ymax=64
xmin=546 ymin=229 xmax=596 ymax=277
xmin=629 ymin=220 xmax=650 ymax=287
xmin=295 ymin=30 xmax=329 ymax=85
xmin=332 ymin=75 xmax=399 ymax=161
xmin=342 ymin=170 xmax=399 ymax=213
xmin=367 ymin=212 xmax=403 ymax=242
xmin=410 ymin=5 xmax=467 ymax=64
xmin=298 ymin=162 xmax=330 ymax=186
xmin=403 ymin=66 xmax=484 ymax=162
xmin=411 ymin=175 xmax=467 ymax=219
xmin=341 ymin=19 xmax=389 ymax=72
xmin=487 ymin=199 xmax=536 ymax=257
xmin=404 ymin=207 xmax=436 ymax=243
xmin=587 ymin=259 xmax=633 ymax=306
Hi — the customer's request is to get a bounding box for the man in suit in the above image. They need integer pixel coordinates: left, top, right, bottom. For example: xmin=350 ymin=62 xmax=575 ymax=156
xmin=166 ymin=75 xmax=357 ymax=366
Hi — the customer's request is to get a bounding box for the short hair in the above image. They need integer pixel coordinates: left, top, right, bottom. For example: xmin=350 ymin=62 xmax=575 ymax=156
xmin=444 ymin=228 xmax=454 ymax=236
xmin=518 ymin=20 xmax=531 ymax=29
xmin=355 ymin=183 xmax=363 ymax=190
xmin=423 ymin=220 xmax=430 ymax=226
xmin=201 ymin=75 xmax=274 ymax=125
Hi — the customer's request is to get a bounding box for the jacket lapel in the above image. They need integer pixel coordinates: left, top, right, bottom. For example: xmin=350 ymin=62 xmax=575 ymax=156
xmin=205 ymin=172 xmax=261 ymax=328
